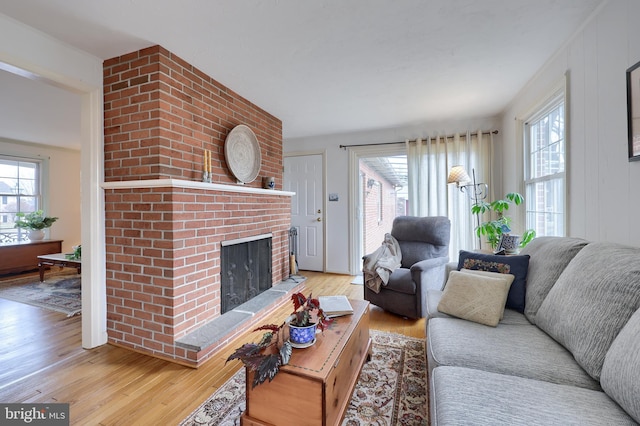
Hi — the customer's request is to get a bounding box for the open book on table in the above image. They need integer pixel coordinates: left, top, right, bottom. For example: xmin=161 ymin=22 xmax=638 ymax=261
xmin=318 ymin=295 xmax=354 ymax=318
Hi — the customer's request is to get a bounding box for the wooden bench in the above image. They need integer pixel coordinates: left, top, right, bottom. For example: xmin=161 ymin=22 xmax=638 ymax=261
xmin=0 ymin=240 xmax=63 ymax=276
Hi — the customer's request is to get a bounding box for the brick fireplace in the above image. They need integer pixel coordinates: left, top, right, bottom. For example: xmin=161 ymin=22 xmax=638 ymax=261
xmin=102 ymin=45 xmax=292 ymax=366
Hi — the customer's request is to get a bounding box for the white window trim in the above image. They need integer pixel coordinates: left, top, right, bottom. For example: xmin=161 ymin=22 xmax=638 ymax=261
xmin=519 ymin=74 xmax=568 ymax=237
xmin=0 ymin=154 xmax=49 ymax=241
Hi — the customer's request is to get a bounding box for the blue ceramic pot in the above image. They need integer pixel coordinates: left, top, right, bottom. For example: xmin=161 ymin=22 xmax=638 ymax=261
xmin=289 ymin=323 xmax=317 ymax=345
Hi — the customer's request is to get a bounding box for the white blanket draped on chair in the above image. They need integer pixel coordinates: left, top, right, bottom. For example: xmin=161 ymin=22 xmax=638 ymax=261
xmin=363 ymin=233 xmax=402 ymax=293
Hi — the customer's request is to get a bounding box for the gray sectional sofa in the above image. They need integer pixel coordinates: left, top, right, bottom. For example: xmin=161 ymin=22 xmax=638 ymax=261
xmin=426 ymin=237 xmax=640 ymax=425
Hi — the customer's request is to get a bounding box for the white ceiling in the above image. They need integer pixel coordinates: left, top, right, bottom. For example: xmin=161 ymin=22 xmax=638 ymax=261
xmin=0 ymin=0 xmax=603 ymax=148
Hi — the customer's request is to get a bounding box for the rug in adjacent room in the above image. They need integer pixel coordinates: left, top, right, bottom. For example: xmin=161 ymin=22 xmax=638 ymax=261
xmin=0 ymin=271 xmax=81 ymax=316
xmin=180 ymin=330 xmax=428 ymax=426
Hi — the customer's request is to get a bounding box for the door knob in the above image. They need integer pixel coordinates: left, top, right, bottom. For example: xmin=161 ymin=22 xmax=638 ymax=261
xmin=317 ymin=217 xmax=322 ymax=222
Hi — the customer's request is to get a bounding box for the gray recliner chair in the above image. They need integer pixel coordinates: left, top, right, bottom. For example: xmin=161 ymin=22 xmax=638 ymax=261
xmin=363 ymin=216 xmax=451 ymax=319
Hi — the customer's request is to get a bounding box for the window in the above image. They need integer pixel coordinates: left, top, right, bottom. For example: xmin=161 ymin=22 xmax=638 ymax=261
xmin=0 ymin=157 xmax=41 ymax=243
xmin=523 ymin=89 xmax=566 ymax=237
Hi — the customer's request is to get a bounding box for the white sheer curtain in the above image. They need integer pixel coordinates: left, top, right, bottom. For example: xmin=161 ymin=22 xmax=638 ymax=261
xmin=406 ymin=131 xmax=494 ymax=260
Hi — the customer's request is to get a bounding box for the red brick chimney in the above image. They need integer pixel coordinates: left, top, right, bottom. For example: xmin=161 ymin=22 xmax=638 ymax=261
xmin=102 ymin=45 xmax=291 ymax=365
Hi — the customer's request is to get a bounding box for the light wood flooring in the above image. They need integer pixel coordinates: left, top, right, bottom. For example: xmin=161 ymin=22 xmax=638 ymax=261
xmin=0 ymin=271 xmax=426 ymax=425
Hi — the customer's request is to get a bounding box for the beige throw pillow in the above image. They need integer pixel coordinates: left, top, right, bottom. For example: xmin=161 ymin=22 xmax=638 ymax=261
xmin=438 ymin=270 xmax=515 ymax=327
xmin=457 ymin=268 xmax=515 ymax=320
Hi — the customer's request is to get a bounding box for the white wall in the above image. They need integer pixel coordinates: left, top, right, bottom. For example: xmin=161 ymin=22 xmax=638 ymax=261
xmin=0 ymin=138 xmax=81 ymax=252
xmin=284 ymin=117 xmax=500 ymax=274
xmin=0 ymin=69 xmax=83 ymax=149
xmin=501 ymin=0 xmax=640 ymax=245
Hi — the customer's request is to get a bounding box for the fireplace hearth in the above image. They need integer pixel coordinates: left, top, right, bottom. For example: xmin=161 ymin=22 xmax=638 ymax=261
xmin=221 ymin=234 xmax=273 ymax=314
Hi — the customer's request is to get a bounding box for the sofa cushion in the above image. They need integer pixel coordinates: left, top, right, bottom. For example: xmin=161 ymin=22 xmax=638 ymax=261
xmin=600 ymin=308 xmax=640 ymax=423
xmin=426 ymin=290 xmax=531 ymax=325
xmin=458 ymin=268 xmax=517 ymax=320
xmin=427 ymin=317 xmax=599 ymax=390
xmin=536 ymin=242 xmax=640 ymax=381
xmin=518 ymin=236 xmax=589 ymax=324
xmin=457 ymin=250 xmax=530 ymax=313
xmin=431 ymin=366 xmax=637 ymax=426
xmin=437 ymin=270 xmax=514 ymax=327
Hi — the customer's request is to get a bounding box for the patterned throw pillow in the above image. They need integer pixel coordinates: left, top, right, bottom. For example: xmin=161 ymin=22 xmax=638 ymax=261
xmin=457 ymin=250 xmax=530 ymax=313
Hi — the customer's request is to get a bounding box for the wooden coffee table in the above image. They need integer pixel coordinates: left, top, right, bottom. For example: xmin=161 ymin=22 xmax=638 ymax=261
xmin=37 ymin=253 xmax=81 ymax=282
xmin=241 ymin=299 xmax=371 ymax=426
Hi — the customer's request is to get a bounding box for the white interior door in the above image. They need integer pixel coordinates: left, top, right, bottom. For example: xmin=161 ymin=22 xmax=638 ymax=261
xmin=284 ymin=154 xmax=324 ymax=272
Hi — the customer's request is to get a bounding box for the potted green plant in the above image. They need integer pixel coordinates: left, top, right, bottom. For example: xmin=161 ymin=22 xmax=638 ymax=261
xmin=66 ymin=245 xmax=81 ymax=260
xmin=226 ymin=292 xmax=333 ymax=388
xmin=14 ymin=210 xmax=59 ymax=241
xmin=471 ymin=192 xmax=536 ymax=252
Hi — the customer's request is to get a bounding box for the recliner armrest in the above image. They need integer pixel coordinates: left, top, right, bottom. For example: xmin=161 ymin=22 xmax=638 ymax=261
xmin=410 ymin=256 xmax=450 ymax=294
xmin=410 ymin=256 xmax=450 ymax=273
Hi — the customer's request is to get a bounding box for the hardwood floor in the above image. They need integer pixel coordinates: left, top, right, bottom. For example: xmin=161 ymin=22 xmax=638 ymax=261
xmin=0 ymin=271 xmax=426 ymax=425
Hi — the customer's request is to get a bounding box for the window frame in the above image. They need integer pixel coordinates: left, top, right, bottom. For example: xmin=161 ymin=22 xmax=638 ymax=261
xmin=0 ymin=155 xmax=45 ymax=242
xmin=522 ymin=82 xmax=567 ymax=237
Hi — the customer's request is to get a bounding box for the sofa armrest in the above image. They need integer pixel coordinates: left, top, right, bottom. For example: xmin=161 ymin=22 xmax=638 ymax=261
xmin=443 ymin=261 xmax=458 ymax=289
xmin=410 ymin=256 xmax=450 ymax=292
xmin=406 ymin=256 xmax=449 ymax=317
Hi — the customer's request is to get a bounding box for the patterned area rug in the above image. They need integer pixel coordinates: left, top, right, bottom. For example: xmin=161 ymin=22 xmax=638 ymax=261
xmin=180 ymin=330 xmax=428 ymax=426
xmin=0 ymin=271 xmax=81 ymax=316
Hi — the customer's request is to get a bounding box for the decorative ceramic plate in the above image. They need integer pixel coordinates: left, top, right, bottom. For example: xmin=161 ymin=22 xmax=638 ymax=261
xmin=224 ymin=124 xmax=262 ymax=183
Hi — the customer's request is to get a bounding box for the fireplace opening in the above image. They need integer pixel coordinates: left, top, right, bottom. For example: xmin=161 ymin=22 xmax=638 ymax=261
xmin=221 ymin=234 xmax=272 ymax=314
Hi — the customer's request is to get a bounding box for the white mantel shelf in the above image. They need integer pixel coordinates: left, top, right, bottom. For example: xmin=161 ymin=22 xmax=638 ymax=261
xmin=101 ymin=178 xmax=295 ymax=197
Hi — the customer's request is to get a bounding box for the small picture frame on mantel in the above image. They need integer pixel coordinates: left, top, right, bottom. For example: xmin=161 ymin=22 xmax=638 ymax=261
xmin=626 ymin=60 xmax=640 ymax=161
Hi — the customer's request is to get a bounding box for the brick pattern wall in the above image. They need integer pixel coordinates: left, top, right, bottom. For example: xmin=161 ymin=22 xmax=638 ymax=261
xmin=103 ymin=45 xmax=282 ymax=183
xmin=103 ymin=46 xmax=289 ymax=365
xmin=360 ymin=163 xmax=399 ymax=256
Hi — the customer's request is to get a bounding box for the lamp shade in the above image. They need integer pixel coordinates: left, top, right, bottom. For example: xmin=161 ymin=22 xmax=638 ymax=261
xmin=447 ymin=165 xmax=471 ymax=185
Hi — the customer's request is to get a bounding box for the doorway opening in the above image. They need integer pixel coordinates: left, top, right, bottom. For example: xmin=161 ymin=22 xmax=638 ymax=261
xmin=351 ymin=146 xmax=408 ymax=274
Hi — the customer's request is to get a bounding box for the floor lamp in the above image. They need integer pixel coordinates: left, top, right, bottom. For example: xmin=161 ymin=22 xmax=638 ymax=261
xmin=447 ymin=166 xmax=488 ymax=250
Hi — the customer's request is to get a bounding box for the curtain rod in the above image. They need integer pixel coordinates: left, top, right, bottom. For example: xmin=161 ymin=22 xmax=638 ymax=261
xmin=338 ymin=129 xmax=499 ymax=149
